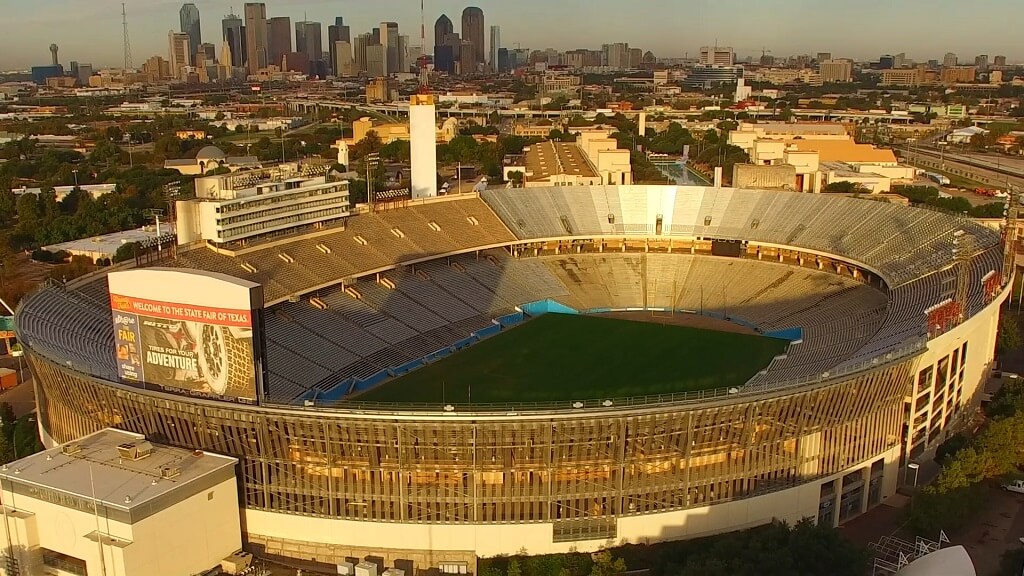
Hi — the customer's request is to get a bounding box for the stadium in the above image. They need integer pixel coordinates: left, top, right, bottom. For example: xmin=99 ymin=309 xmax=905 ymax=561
xmin=16 ymin=184 xmax=1009 ymax=571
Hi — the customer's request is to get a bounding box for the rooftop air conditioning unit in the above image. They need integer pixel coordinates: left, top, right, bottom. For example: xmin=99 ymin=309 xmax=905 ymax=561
xmin=61 ymin=443 xmax=82 ymax=456
xmin=160 ymin=465 xmax=181 ymax=479
xmin=116 ymin=441 xmax=154 ymax=461
xmin=220 ymin=551 xmax=253 ymax=575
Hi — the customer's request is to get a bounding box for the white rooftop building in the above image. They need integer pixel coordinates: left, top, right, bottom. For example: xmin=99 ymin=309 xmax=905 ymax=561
xmin=43 ymin=225 xmax=176 ymax=262
xmin=176 ymin=160 xmax=350 ymax=246
xmin=0 ymin=428 xmax=241 ymax=576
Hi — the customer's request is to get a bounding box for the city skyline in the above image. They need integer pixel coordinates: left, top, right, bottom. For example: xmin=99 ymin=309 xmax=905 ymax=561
xmin=0 ymin=0 xmax=1019 ymax=70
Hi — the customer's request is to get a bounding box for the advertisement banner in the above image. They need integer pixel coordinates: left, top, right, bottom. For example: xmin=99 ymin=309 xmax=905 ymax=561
xmin=108 ymin=269 xmax=262 ymax=404
xmin=0 ymin=316 xmax=15 ymax=340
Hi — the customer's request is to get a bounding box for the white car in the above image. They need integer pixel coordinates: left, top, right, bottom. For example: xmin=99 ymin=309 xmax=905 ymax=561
xmin=1003 ymin=479 xmax=1024 ymax=494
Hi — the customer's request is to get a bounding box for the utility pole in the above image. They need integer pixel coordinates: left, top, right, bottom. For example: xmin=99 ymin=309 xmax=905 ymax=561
xmin=1004 ymin=185 xmax=1021 ymax=288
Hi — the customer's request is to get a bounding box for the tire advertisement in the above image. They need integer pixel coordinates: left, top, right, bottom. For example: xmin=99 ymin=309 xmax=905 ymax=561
xmin=108 ymin=269 xmax=262 ymax=404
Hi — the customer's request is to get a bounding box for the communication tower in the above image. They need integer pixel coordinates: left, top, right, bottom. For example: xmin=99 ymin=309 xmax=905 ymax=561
xmin=122 ymin=3 xmax=133 ymax=71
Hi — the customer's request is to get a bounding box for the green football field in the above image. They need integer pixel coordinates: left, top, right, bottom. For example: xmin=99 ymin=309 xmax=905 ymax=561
xmin=355 ymin=313 xmax=790 ymax=405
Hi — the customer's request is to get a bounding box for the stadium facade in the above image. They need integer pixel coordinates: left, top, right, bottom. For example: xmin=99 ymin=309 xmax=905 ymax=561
xmin=17 ymin=186 xmax=1008 ymax=570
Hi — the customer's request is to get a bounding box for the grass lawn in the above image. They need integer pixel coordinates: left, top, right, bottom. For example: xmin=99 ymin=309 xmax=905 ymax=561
xmin=356 ymin=313 xmax=790 ymax=405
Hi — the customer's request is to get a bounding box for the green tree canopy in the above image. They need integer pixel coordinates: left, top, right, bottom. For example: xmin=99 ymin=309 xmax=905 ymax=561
xmin=998 ymin=315 xmax=1023 ymax=354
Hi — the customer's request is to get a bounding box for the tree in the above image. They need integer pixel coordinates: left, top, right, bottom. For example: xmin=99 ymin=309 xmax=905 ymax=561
xmin=969 ymin=202 xmax=1006 ymax=218
xmin=548 ymin=129 xmax=576 ymax=142
xmin=0 ymin=403 xmax=15 ymax=444
xmin=0 ymin=188 xmax=15 ymax=226
xmin=0 ymin=431 xmax=11 ymax=464
xmin=153 ymin=135 xmax=182 ymax=161
xmin=16 ymin=192 xmax=41 ymax=227
xmin=1001 ymin=548 xmax=1024 ymax=576
xmin=113 ymin=241 xmax=139 ymax=264
xmin=716 ymin=120 xmax=739 ymax=133
xmin=823 ymin=181 xmax=870 ymax=194
xmin=507 ymin=558 xmax=522 ymax=576
xmin=998 ymin=315 xmax=1022 ymax=354
xmin=589 ymin=551 xmax=626 ymax=576
xmin=441 ymin=135 xmax=481 ymax=164
xmin=380 ymin=140 xmax=411 ymax=163
xmin=479 ymin=566 xmax=504 ymax=576
xmin=350 ymin=131 xmax=383 ymax=160
xmin=935 ymin=433 xmax=970 ymax=464
xmin=508 ymin=171 xmax=524 ymax=187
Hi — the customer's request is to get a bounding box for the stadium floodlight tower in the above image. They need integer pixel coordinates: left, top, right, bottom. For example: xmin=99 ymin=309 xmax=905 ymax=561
xmin=409 ymin=94 xmax=438 ymax=199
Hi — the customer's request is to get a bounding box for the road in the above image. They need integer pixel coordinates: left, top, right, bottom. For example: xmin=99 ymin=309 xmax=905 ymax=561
xmin=656 ymin=160 xmax=710 ymax=185
xmin=901 ymin=147 xmax=1024 ymax=193
xmin=922 ymin=148 xmax=1024 ymax=179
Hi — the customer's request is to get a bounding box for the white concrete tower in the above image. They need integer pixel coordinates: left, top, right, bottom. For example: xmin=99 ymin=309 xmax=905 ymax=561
xmin=409 ymin=95 xmax=438 ymax=199
xmin=333 ymin=139 xmax=350 ymax=168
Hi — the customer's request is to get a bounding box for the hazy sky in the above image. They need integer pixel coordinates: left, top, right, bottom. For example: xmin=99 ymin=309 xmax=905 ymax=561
xmin=0 ymin=0 xmax=1018 ymax=70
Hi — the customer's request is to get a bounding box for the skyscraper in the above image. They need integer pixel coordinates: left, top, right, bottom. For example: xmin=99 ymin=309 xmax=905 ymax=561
xmin=975 ymin=54 xmax=989 ymax=69
xmin=222 ymin=12 xmax=246 ymax=68
xmin=458 ymin=39 xmax=475 ymax=75
xmin=699 ymin=46 xmax=734 ymax=66
xmin=381 ymin=22 xmax=399 ymax=75
xmin=398 ymin=34 xmax=409 ymax=72
xmin=628 ymin=48 xmax=642 ymax=69
xmin=994 ymin=55 xmax=1007 ymax=67
xmin=295 ymin=21 xmax=322 ymax=68
xmin=168 ymin=31 xmax=192 ymax=80
xmin=819 ymin=59 xmax=853 ymax=83
xmin=268 ymin=17 xmax=292 ymax=69
xmin=353 ymin=33 xmax=371 ymax=74
xmin=461 ymin=7 xmax=485 ymax=70
xmin=366 ymin=44 xmax=386 ymax=77
xmin=179 ymin=3 xmax=202 ymax=65
xmin=334 ymin=41 xmax=354 ymax=76
xmin=489 ymin=25 xmax=500 ymax=72
xmin=328 ymin=17 xmax=350 ymax=75
xmin=434 ymin=14 xmax=453 ymax=46
xmin=433 ymin=15 xmax=456 ymax=74
xmin=605 ymin=43 xmax=631 ymax=70
xmin=497 ymin=48 xmax=509 ymax=74
xmin=943 ymin=52 xmax=957 ymax=67
xmin=243 ymin=3 xmax=268 ymax=73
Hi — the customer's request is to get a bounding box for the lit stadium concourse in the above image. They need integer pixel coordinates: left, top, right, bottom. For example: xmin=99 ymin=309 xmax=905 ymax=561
xmin=16 ymin=184 xmax=1010 ymax=571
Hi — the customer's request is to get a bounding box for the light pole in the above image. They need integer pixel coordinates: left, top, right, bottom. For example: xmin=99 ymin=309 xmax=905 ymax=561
xmin=72 ymin=169 xmax=79 ymax=188
xmin=908 ymin=462 xmax=920 ymax=487
xmin=365 ymin=152 xmax=380 ymax=208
